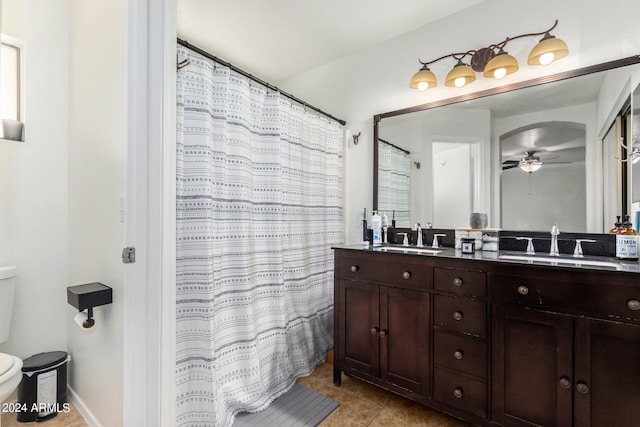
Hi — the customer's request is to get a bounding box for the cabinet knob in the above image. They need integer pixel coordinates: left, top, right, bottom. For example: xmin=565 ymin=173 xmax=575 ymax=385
xmin=453 ymin=350 xmax=464 ymax=360
xmin=627 ymin=299 xmax=640 ymax=311
xmin=517 ymin=285 xmax=529 ymax=295
xmin=379 ymin=330 xmax=388 ymax=337
xmin=453 ymin=311 xmax=463 ymax=321
xmin=402 ymin=271 xmax=411 ymax=279
xmin=453 ymin=387 xmax=463 ymax=399
xmin=350 ymin=265 xmax=359 ymax=273
xmin=559 ymin=377 xmax=571 ymax=389
xmin=370 ymin=327 xmax=379 ymax=335
xmin=453 ymin=277 xmax=463 ymax=287
xmin=576 ymin=382 xmax=589 ymax=394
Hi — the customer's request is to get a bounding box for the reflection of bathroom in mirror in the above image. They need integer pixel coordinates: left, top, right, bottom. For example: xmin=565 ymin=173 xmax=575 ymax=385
xmin=374 ymin=56 xmax=640 ymax=233
xmin=500 ymin=122 xmax=586 ymax=232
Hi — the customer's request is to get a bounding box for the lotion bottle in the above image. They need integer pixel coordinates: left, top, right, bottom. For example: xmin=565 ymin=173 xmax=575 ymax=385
xmin=616 ymin=215 xmax=639 ymax=260
xmin=371 ymin=211 xmax=382 ymax=245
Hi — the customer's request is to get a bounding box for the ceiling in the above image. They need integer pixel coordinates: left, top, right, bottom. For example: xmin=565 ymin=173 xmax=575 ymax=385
xmin=177 ymin=0 xmax=484 ymax=83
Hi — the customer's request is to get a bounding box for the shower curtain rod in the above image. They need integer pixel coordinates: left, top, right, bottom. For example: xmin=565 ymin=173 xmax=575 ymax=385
xmin=379 ymin=138 xmax=410 ymax=155
xmin=177 ymin=38 xmax=347 ymax=126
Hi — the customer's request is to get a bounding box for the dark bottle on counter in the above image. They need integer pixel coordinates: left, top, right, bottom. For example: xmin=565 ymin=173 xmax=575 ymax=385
xmin=616 ymin=215 xmax=639 ymax=261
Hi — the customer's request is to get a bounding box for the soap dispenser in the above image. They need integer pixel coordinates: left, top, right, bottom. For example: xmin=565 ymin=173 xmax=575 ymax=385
xmin=616 ymin=215 xmax=639 ymax=260
xmin=609 ymin=216 xmax=622 ymax=234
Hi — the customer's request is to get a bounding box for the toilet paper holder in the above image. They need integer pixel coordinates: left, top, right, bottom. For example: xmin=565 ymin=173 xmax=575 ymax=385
xmin=67 ymin=283 xmax=112 ymax=328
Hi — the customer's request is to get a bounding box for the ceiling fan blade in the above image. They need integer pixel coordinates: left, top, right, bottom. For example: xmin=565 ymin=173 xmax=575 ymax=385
xmin=502 ymin=163 xmax=518 ymax=170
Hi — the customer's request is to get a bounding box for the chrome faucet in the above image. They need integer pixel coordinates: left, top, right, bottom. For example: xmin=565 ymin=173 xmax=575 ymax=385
xmin=415 ymin=223 xmax=423 ymax=247
xmin=515 ymin=237 xmax=536 ymax=255
xmin=432 ymin=233 xmax=446 ymax=248
xmin=573 ymin=239 xmax=596 ymax=258
xmin=550 ymin=223 xmax=560 ymax=256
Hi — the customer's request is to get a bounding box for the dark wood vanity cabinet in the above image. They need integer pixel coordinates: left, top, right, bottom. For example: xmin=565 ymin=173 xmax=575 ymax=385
xmin=333 ymin=248 xmax=640 ymax=427
xmin=432 ymin=267 xmax=489 ymax=419
xmin=334 ymin=252 xmax=430 ymax=397
xmin=492 ymin=271 xmax=640 ymax=427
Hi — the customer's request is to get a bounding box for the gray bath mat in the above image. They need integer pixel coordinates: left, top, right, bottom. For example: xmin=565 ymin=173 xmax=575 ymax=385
xmin=234 ymin=383 xmax=339 ymax=427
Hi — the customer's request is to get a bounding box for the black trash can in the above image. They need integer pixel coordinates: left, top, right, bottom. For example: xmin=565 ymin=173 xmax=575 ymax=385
xmin=17 ymin=351 xmax=70 ymax=423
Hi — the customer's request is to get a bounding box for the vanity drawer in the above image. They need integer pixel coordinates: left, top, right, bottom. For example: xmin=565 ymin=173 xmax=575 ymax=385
xmin=434 ymin=267 xmax=487 ymax=296
xmin=434 ymin=331 xmax=487 ymax=378
xmin=433 ymin=295 xmax=487 ymax=338
xmin=492 ymin=274 xmax=640 ymax=323
xmin=337 ymin=255 xmax=430 ymax=289
xmin=434 ymin=368 xmax=487 ymax=419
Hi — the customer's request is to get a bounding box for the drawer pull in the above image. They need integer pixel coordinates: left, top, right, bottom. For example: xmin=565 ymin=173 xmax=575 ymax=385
xmin=453 ymin=311 xmax=463 ymax=321
xmin=370 ymin=327 xmax=379 ymax=335
xmin=453 ymin=277 xmax=463 ymax=287
xmin=559 ymin=377 xmax=571 ymax=389
xmin=453 ymin=350 xmax=464 ymax=360
xmin=402 ymin=271 xmax=412 ymax=279
xmin=627 ymin=299 xmax=640 ymax=311
xmin=517 ymin=285 xmax=529 ymax=295
xmin=453 ymin=387 xmax=463 ymax=399
xmin=350 ymin=265 xmax=359 ymax=273
xmin=379 ymin=329 xmax=388 ymax=337
xmin=576 ymin=382 xmax=589 ymax=394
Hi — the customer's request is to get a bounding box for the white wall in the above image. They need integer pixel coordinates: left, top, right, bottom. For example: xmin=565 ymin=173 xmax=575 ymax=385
xmin=66 ymin=1 xmax=126 ymax=426
xmin=0 ymin=0 xmax=69 ymax=357
xmin=278 ymin=0 xmax=640 ymax=243
xmin=1 ymin=1 xmax=125 ymax=425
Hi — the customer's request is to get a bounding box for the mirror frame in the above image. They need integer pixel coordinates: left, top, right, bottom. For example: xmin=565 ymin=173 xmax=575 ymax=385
xmin=372 ymin=55 xmax=640 ymax=211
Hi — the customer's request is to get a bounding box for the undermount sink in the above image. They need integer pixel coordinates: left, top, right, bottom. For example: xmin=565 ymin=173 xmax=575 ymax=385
xmin=375 ymin=246 xmax=442 ymax=255
xmin=498 ymin=254 xmax=621 ymax=269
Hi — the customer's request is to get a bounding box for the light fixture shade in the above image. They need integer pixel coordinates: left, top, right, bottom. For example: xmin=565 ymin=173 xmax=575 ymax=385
xmin=445 ymin=63 xmax=476 ymax=87
xmin=410 ymin=66 xmax=437 ymax=91
xmin=483 ymin=52 xmax=519 ymax=79
xmin=528 ymin=35 xmax=569 ymax=66
xmin=519 ymin=158 xmax=543 ymax=173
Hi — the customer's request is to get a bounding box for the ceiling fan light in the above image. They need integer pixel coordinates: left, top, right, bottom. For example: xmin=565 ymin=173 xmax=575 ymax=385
xmin=528 ymin=35 xmax=569 ymax=66
xmin=519 ymin=158 xmax=543 ymax=173
xmin=483 ymin=51 xmax=519 ymax=79
xmin=410 ymin=66 xmax=437 ymax=91
xmin=445 ymin=63 xmax=476 ymax=87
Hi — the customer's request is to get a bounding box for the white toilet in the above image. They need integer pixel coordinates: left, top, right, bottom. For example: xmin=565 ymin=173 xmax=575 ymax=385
xmin=0 ymin=266 xmax=23 ymax=425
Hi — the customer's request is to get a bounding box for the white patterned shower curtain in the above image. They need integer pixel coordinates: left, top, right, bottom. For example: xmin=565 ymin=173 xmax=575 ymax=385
xmin=378 ymin=140 xmax=411 ymax=226
xmin=175 ymin=46 xmax=344 ymax=426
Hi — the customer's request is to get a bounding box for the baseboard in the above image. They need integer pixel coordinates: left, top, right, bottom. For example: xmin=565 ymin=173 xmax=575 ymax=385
xmin=67 ymin=385 xmax=102 ymax=427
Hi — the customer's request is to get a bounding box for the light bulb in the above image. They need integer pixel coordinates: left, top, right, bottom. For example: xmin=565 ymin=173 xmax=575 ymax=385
xmin=418 ymin=81 xmax=429 ymax=91
xmin=493 ymin=67 xmax=507 ymax=79
xmin=454 ymin=76 xmax=466 ymax=88
xmin=539 ymin=52 xmax=555 ymax=65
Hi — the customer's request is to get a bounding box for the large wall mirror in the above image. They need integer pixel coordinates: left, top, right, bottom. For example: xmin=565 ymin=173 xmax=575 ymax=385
xmin=373 ymin=56 xmax=640 ymax=233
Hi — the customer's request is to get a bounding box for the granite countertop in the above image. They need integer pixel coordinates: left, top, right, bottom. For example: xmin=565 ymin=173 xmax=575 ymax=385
xmin=332 ymin=243 xmax=640 ymax=274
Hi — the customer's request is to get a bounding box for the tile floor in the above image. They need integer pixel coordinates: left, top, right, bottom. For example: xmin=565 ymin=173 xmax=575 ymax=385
xmin=298 ymin=361 xmax=469 ymax=427
xmin=1 ymin=403 xmax=86 ymax=427
xmin=1 ymin=361 xmax=469 ymax=427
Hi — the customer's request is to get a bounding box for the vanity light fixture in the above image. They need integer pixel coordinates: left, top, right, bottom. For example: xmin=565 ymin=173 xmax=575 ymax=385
xmin=410 ymin=20 xmax=568 ymax=91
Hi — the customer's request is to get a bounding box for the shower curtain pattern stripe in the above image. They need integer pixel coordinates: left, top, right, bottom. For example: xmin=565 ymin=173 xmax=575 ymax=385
xmin=175 ymin=46 xmax=343 ymax=426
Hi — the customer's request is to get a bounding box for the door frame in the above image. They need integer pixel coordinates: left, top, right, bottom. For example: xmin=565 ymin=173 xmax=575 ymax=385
xmin=124 ymin=0 xmax=176 ymax=425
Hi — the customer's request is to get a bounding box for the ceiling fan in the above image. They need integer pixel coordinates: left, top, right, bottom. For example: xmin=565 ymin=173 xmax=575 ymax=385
xmin=502 ymin=151 xmax=571 ymax=173
xmin=502 ymin=151 xmax=543 ymax=173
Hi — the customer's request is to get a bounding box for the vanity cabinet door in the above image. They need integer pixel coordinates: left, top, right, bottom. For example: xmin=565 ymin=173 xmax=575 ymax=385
xmin=336 ymin=278 xmax=430 ymax=395
xmin=492 ymin=306 xmax=573 ymax=427
xmin=379 ymin=286 xmax=430 ymax=394
xmin=574 ymin=319 xmax=640 ymax=427
xmin=337 ymin=279 xmax=380 ymax=378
